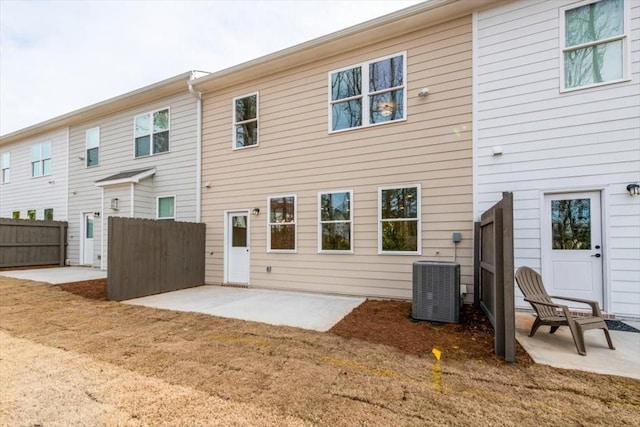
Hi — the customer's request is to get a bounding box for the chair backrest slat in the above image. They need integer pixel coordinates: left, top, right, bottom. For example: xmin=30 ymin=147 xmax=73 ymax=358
xmin=515 ymin=267 xmax=558 ymax=319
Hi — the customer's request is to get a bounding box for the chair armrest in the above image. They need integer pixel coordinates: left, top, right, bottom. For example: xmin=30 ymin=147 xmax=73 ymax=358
xmin=523 ymin=297 xmax=565 ymax=309
xmin=548 ymin=295 xmax=602 ymax=317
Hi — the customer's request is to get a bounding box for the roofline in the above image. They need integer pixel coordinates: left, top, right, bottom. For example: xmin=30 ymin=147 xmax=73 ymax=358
xmin=192 ymin=0 xmax=502 ymax=93
xmin=1 ymin=71 xmax=201 ymax=145
xmin=94 ymin=168 xmax=157 ymax=187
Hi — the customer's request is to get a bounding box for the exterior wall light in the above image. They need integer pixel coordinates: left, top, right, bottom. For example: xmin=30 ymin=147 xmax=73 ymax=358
xmin=252 ymin=208 xmax=260 ymax=216
xmin=626 ymin=183 xmax=640 ymax=196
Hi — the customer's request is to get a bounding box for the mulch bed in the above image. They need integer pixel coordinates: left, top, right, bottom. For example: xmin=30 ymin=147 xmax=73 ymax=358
xmin=58 ymin=279 xmax=532 ymax=364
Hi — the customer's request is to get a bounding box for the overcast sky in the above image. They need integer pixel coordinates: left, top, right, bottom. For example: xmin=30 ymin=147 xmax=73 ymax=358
xmin=0 ymin=0 xmax=422 ymax=136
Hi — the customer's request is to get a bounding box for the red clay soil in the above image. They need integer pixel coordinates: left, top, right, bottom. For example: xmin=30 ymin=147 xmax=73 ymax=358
xmin=58 ymin=279 xmax=531 ymax=364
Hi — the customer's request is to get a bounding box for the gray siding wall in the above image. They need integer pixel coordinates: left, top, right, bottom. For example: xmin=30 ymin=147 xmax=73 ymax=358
xmin=67 ymin=92 xmax=199 ymax=268
xmin=134 ymin=179 xmax=154 ymax=219
xmin=0 ymin=128 xmax=68 ymax=221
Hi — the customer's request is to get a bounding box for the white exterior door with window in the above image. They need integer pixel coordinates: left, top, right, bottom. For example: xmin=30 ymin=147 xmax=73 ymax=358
xmin=81 ymin=213 xmax=94 ymax=265
xmin=226 ymin=211 xmax=249 ymax=284
xmin=542 ymin=192 xmax=603 ymax=307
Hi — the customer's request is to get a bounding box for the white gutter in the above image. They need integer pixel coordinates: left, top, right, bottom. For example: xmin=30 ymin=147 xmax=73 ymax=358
xmin=188 ymin=74 xmax=203 ymax=223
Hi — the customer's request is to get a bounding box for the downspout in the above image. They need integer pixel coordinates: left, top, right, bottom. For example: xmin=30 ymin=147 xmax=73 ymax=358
xmin=188 ymin=73 xmax=203 ymax=223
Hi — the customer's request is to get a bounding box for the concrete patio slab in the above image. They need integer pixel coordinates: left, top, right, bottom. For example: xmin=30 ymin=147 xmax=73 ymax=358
xmin=516 ymin=312 xmax=640 ymax=380
xmin=124 ymin=285 xmax=366 ymax=332
xmin=0 ymin=267 xmax=107 ymax=284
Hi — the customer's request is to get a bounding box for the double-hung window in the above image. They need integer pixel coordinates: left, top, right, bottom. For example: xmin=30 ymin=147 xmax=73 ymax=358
xmin=329 ymin=52 xmax=406 ymax=132
xmin=561 ymin=0 xmax=628 ymax=90
xmin=86 ymin=127 xmax=100 ymax=167
xmin=268 ymin=195 xmax=296 ymax=252
xmin=31 ymin=142 xmax=51 ymax=177
xmin=1 ymin=152 xmax=9 ymax=183
xmin=233 ymin=93 xmax=258 ymax=149
xmin=157 ymin=196 xmax=176 ymax=220
xmin=318 ymin=190 xmax=353 ymax=253
xmin=135 ymin=108 xmax=169 ymax=157
xmin=378 ymin=184 xmax=420 ymax=254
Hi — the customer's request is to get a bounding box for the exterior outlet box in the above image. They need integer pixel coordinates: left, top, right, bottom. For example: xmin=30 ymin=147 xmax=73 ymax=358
xmin=266 ymin=266 xmax=272 ymax=272
xmin=452 ymin=232 xmax=462 ymax=243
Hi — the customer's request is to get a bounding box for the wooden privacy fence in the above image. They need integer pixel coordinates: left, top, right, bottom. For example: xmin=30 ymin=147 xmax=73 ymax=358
xmin=474 ymin=192 xmax=515 ymax=362
xmin=108 ymin=217 xmax=205 ymax=301
xmin=0 ymin=218 xmax=68 ymax=267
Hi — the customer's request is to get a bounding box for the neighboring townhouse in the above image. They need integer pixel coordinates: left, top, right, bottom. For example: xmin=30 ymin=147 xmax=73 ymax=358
xmin=1 ymin=71 xmax=206 ymax=269
xmin=474 ymin=0 xmax=640 ymax=318
xmin=193 ymin=0 xmax=502 ymax=299
xmin=0 ymin=128 xmax=68 ymax=221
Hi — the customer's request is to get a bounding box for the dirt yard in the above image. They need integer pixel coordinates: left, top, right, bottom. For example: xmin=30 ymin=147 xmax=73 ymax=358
xmin=1 ymin=277 xmax=639 ymax=426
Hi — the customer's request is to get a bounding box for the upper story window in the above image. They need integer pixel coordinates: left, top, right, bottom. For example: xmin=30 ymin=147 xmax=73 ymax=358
xmin=157 ymin=196 xmax=175 ymax=220
xmin=86 ymin=127 xmax=100 ymax=167
xmin=233 ymin=93 xmax=258 ymax=149
xmin=1 ymin=152 xmax=9 ymax=183
xmin=561 ymin=0 xmax=627 ymax=91
xmin=378 ymin=184 xmax=421 ymax=255
xmin=31 ymin=142 xmax=51 ymax=177
xmin=268 ymin=194 xmax=296 ymax=252
xmin=329 ymin=52 xmax=406 ymax=132
xmin=318 ymin=190 xmax=353 ymax=253
xmin=135 ymin=108 xmax=169 ymax=158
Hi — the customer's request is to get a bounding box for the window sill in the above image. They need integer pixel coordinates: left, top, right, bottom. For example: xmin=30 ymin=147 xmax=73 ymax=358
xmin=329 ymin=117 xmax=407 ymax=135
xmin=560 ymin=77 xmax=631 ymax=94
xmin=232 ymin=144 xmax=260 ymax=151
xmin=267 ymin=249 xmax=297 ymax=254
xmin=378 ymin=251 xmax=422 ymax=256
xmin=134 ymin=150 xmax=171 ymax=160
xmin=319 ymin=250 xmax=353 ymax=254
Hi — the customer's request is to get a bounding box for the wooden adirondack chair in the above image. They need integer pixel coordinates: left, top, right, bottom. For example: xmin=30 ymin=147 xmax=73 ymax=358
xmin=515 ymin=266 xmax=615 ymax=356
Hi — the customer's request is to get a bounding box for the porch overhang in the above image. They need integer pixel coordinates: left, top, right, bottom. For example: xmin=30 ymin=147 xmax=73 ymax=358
xmin=94 ymin=167 xmax=156 ymax=187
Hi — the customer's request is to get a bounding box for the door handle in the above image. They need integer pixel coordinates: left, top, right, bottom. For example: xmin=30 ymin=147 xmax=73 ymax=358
xmin=591 ymin=253 xmax=601 ymax=258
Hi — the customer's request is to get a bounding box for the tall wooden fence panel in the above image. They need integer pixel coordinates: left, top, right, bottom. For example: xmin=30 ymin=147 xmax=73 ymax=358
xmin=108 ymin=217 xmax=205 ymax=301
xmin=0 ymin=218 xmax=68 ymax=267
xmin=474 ymin=192 xmax=515 ymax=362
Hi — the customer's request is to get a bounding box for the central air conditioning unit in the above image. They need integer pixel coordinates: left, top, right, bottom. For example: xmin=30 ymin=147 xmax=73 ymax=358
xmin=412 ymin=261 xmax=460 ymax=323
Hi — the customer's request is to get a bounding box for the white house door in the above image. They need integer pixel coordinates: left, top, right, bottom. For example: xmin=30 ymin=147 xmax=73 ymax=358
xmin=226 ymin=212 xmax=249 ymax=284
xmin=81 ymin=213 xmax=94 ymax=265
xmin=542 ymin=192 xmax=603 ymax=307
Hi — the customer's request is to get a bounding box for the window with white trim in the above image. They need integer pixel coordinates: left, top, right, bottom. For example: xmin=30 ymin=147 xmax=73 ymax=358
xmin=135 ymin=108 xmax=169 ymax=157
xmin=44 ymin=208 xmax=54 ymax=221
xmin=157 ymin=196 xmax=175 ymax=220
xmin=329 ymin=52 xmax=406 ymax=132
xmin=31 ymin=142 xmax=51 ymax=177
xmin=233 ymin=93 xmax=258 ymax=149
xmin=268 ymin=194 xmax=296 ymax=252
xmin=12 ymin=211 xmax=19 ymax=219
xmin=86 ymin=127 xmax=100 ymax=167
xmin=27 ymin=210 xmax=36 ymax=220
xmin=318 ymin=190 xmax=353 ymax=252
xmin=1 ymin=152 xmax=10 ymax=183
xmin=561 ymin=0 xmax=627 ymax=90
xmin=378 ymin=185 xmax=420 ymax=254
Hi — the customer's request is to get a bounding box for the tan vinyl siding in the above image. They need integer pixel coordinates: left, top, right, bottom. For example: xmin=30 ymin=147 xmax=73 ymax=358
xmin=67 ymin=92 xmax=199 ymax=267
xmin=202 ymin=16 xmax=473 ymax=299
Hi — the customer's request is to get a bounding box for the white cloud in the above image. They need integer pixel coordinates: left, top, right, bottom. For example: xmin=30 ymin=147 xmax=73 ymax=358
xmin=0 ymin=0 xmax=421 ymax=135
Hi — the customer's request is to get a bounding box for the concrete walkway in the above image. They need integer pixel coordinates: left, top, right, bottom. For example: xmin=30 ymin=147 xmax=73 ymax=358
xmin=0 ymin=267 xmax=107 ymax=284
xmin=125 ymin=286 xmax=366 ymax=332
xmin=515 ymin=312 xmax=640 ymax=380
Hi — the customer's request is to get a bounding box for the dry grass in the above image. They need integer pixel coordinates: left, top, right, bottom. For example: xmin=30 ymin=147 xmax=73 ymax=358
xmin=1 ymin=276 xmax=639 ymax=426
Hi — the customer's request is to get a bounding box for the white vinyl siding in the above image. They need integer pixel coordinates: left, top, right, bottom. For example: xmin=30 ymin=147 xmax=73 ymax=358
xmin=0 ymin=129 xmax=68 ymax=220
xmin=67 ymin=92 xmax=198 ymax=268
xmin=202 ymin=16 xmax=473 ymax=299
xmin=475 ymin=0 xmax=640 ymax=317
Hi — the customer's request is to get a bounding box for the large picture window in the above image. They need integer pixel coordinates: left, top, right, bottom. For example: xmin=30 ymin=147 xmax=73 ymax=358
xmin=318 ymin=190 xmax=353 ymax=252
xmin=561 ymin=0 xmax=627 ymax=90
xmin=233 ymin=93 xmax=258 ymax=149
xmin=329 ymin=52 xmax=406 ymax=132
xmin=268 ymin=195 xmax=296 ymax=252
xmin=135 ymin=108 xmax=169 ymax=157
xmin=86 ymin=127 xmax=100 ymax=167
xmin=31 ymin=142 xmax=51 ymax=177
xmin=378 ymin=185 xmax=420 ymax=254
